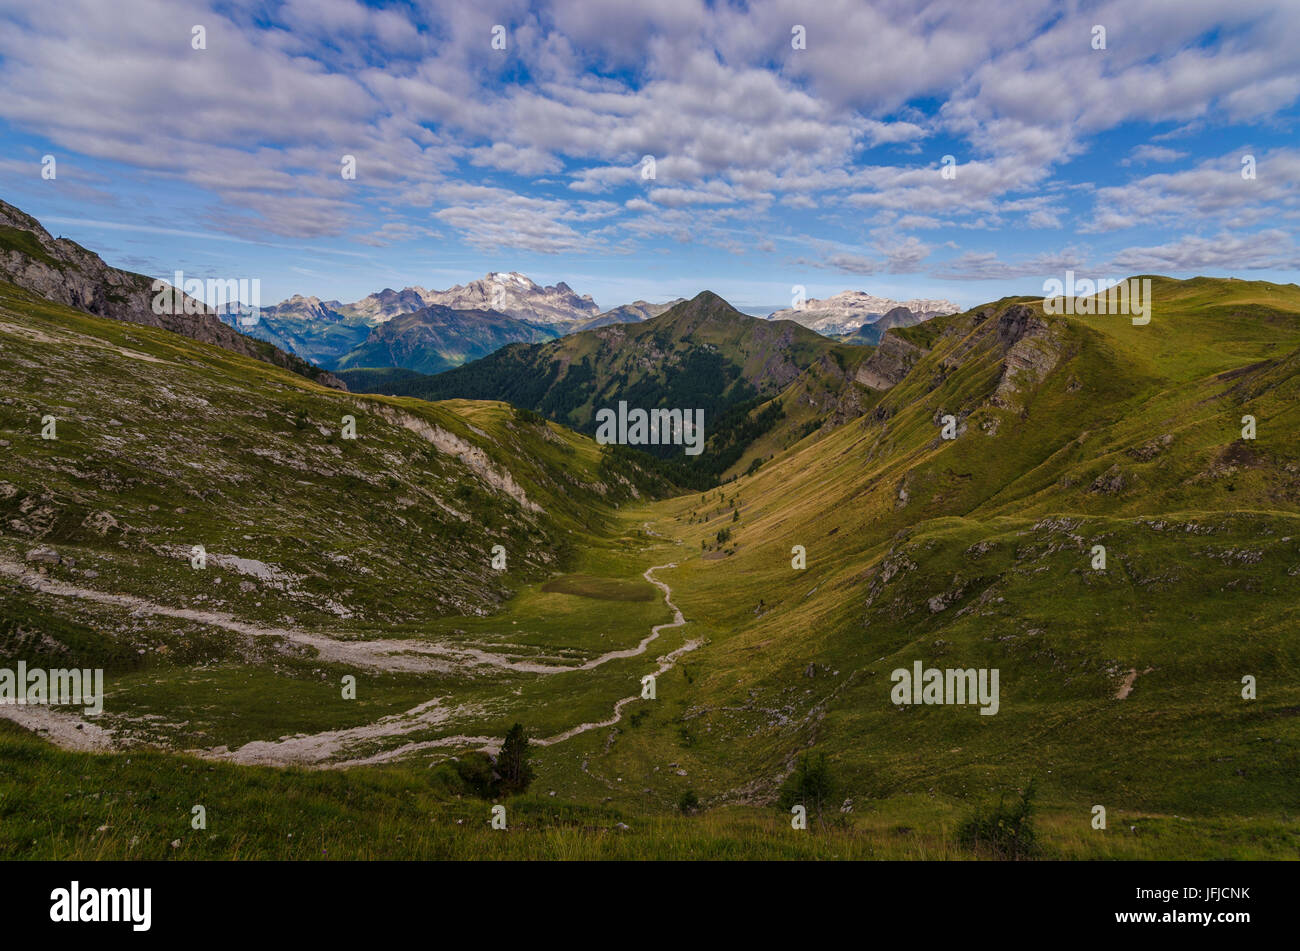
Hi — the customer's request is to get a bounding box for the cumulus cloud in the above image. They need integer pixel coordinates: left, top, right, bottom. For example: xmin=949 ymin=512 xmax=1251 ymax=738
xmin=1081 ymin=148 xmax=1300 ymax=234
xmin=1109 ymin=230 xmax=1300 ymax=272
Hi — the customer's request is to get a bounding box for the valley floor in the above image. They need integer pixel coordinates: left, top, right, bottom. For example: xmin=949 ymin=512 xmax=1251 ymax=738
xmin=2 ymin=502 xmax=1297 ymax=860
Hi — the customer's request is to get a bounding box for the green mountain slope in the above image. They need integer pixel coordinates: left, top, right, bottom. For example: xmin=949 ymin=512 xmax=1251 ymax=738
xmin=603 ymin=276 xmax=1300 ymax=850
xmin=368 ymin=291 xmax=840 ymax=484
xmin=0 ymin=280 xmax=668 ymax=624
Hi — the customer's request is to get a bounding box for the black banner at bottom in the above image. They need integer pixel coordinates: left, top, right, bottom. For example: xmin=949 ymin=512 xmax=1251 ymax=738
xmin=0 ymin=859 xmax=1283 ymax=939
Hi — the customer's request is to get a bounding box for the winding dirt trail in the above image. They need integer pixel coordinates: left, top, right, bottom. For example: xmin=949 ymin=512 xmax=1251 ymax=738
xmin=216 ymin=563 xmax=699 ymax=766
xmin=0 ymin=703 xmax=114 ymax=752
xmin=0 ymin=555 xmax=674 ymax=675
xmin=535 ymin=564 xmax=698 ymax=746
xmin=0 ymin=557 xmax=699 ymax=767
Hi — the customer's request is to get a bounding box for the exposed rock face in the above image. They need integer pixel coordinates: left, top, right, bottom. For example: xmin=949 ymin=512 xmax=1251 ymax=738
xmin=744 ymin=320 xmax=817 ymax=391
xmin=1089 ymin=464 xmax=1130 ymax=494
xmin=855 ymin=331 xmax=927 ymax=390
xmin=424 ymin=272 xmax=600 ymax=326
xmin=339 ymin=287 xmax=436 ymax=323
xmin=995 ymin=303 xmax=1041 ymax=348
xmin=0 ymin=199 xmax=345 ymax=389
xmin=768 ymin=290 xmax=959 ymax=335
xmin=1127 ymin=433 xmax=1174 ymax=461
xmin=373 ymin=405 xmax=542 ymax=512
xmin=991 ymin=304 xmax=1062 ymax=409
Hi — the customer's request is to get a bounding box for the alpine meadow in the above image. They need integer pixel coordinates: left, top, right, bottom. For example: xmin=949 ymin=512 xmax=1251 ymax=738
xmin=0 ymin=0 xmax=1297 ymax=916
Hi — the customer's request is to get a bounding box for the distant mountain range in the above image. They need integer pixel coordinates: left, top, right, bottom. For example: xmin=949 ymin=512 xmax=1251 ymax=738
xmin=222 ymin=295 xmax=371 ymax=368
xmin=334 ymin=305 xmax=563 ymax=375
xmin=576 ymin=298 xmax=686 ymax=330
xmin=276 ymin=271 xmax=598 ymax=327
xmin=0 ymin=197 xmax=958 ymax=393
xmin=222 ymin=275 xmax=686 ymax=374
xmin=419 ymin=271 xmax=600 ymax=325
xmin=766 ymin=290 xmax=960 ymax=336
xmin=343 ymin=291 xmax=870 ymax=486
xmin=822 ymin=305 xmax=932 ymax=345
xmin=234 ymin=282 xmax=957 ymax=378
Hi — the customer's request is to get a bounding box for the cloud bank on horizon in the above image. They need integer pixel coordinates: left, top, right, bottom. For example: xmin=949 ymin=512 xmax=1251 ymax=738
xmin=0 ymin=0 xmax=1296 ymax=312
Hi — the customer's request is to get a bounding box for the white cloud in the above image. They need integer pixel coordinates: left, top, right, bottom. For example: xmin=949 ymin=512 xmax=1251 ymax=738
xmin=1122 ymin=145 xmax=1188 ymax=166
xmin=1081 ymin=148 xmax=1300 ymax=234
xmin=1109 ymin=229 xmax=1300 ymax=272
xmin=0 ymin=0 xmax=1295 ymax=279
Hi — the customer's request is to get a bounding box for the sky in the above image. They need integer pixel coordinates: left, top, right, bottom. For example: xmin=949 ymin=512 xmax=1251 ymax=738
xmin=0 ymin=0 xmax=1297 ymax=315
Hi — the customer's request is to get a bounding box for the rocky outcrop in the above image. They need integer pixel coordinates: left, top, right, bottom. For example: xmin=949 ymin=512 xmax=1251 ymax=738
xmin=995 ymin=303 xmax=1042 ymax=349
xmin=747 ymin=320 xmax=818 ymax=391
xmin=991 ymin=304 xmax=1062 ymax=409
xmin=24 ymin=545 xmax=61 ymax=565
xmin=374 ymin=405 xmax=542 ymax=513
xmin=855 ymin=331 xmax=926 ymax=390
xmin=0 ymin=199 xmax=344 ymax=389
xmin=1089 ymin=464 xmax=1130 ymax=494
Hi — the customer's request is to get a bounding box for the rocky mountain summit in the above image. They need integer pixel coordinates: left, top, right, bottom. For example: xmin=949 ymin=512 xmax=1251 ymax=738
xmin=337 ymin=287 xmax=435 ymax=324
xmin=267 ymin=294 xmax=348 ymax=322
xmin=423 ymin=272 xmax=601 ymax=326
xmin=326 ymin=272 xmax=601 ymax=329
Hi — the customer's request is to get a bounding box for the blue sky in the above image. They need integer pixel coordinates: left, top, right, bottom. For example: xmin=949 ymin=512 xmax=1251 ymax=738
xmin=0 ymin=0 xmax=1297 ymax=315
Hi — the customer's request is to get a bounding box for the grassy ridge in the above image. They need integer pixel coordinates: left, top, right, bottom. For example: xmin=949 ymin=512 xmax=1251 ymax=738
xmin=364 ymin=292 xmax=840 ymax=483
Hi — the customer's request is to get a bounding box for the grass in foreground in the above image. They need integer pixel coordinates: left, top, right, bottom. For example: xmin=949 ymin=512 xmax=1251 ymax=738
xmin=1 ymin=723 xmax=1295 ymax=860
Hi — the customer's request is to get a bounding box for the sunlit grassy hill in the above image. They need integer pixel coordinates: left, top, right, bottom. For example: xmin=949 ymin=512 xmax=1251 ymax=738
xmin=625 ymin=277 xmax=1300 ymax=843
